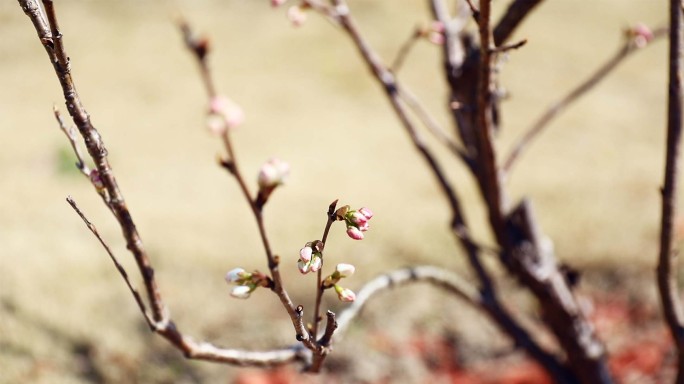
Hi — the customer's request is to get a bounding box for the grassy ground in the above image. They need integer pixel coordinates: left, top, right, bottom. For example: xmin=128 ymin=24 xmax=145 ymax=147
xmin=0 ymin=0 xmax=680 ymax=383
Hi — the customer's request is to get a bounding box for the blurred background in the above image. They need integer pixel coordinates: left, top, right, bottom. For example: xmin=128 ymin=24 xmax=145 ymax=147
xmin=0 ymin=0 xmax=678 ymax=383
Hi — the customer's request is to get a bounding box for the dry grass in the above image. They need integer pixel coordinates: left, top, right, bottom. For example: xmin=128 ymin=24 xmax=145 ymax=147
xmin=0 ymin=0 xmax=679 ymax=382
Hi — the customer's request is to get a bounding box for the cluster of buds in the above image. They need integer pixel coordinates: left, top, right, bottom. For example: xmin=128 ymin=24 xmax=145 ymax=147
xmin=256 ymin=158 xmax=290 ymax=208
xmin=298 ymin=240 xmax=323 ymax=274
xmin=419 ymin=21 xmax=445 ymax=46
xmin=627 ymin=23 xmax=654 ymax=49
xmin=206 ymin=95 xmax=245 ymax=135
xmin=335 ymin=205 xmax=374 ymax=240
xmin=225 ymin=268 xmax=272 ymax=299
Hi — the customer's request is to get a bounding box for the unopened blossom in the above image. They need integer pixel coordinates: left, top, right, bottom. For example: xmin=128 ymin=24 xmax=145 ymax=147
xmin=257 ymin=158 xmax=290 ymax=189
xmin=343 ymin=206 xmax=373 ymax=240
xmin=298 ymin=242 xmax=322 ymax=274
xmin=309 ymin=256 xmax=322 ymax=272
xmin=299 ymin=246 xmax=313 ymax=262
xmin=207 ymin=95 xmax=245 ymax=133
xmin=358 ymin=207 xmax=373 ymax=220
xmin=334 ymin=284 xmax=356 ymax=302
xmin=336 ymin=263 xmax=355 ymax=277
xmin=346 ymin=226 xmax=364 ymax=240
xmin=271 ymin=0 xmax=287 ymax=7
xmin=225 ymin=267 xmax=248 ymax=283
xmin=629 ymin=23 xmax=654 ymax=48
xmin=287 ymin=5 xmax=307 ymax=27
xmin=230 ymin=285 xmax=253 ymax=299
xmin=297 ymin=259 xmax=311 ymax=274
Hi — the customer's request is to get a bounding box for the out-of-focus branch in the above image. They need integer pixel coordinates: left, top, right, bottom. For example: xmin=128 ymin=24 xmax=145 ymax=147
xmin=657 ymin=1 xmax=684 ymax=381
xmin=321 ymin=2 xmax=571 ymax=379
xmin=493 ymin=0 xmax=543 ymax=47
xmin=390 ymin=26 xmax=423 ymax=73
xmin=503 ymin=27 xmax=668 ymax=175
xmin=333 ymin=265 xmax=574 ymax=381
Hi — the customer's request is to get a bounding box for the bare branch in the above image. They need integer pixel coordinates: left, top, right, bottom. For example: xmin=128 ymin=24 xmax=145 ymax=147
xmin=311 ymin=201 xmax=338 ymax=340
xmin=66 ymin=196 xmax=153 ymax=327
xmin=658 ymin=0 xmax=684 ymax=380
xmin=390 ymin=26 xmax=422 ymax=73
xmin=396 ymin=85 xmax=472 ymax=166
xmin=489 ymin=38 xmax=527 ymax=54
xmin=19 ymin=0 xmax=167 ymax=322
xmin=54 ymin=107 xmax=89 ymax=176
xmin=493 ymin=0 xmax=543 ymax=47
xmin=503 ymin=27 xmax=668 ymax=174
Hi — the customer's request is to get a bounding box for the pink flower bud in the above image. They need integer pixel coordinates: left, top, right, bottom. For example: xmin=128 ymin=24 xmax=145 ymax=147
xmin=257 ymin=158 xmax=290 ymax=189
xmin=346 ymin=226 xmax=364 ymax=240
xmin=208 ymin=95 xmax=244 ymax=130
xmin=350 ymin=211 xmax=369 ymax=226
xmin=206 ymin=114 xmax=226 ymax=136
xmin=336 ymin=263 xmax=355 ymax=277
xmin=225 ymin=267 xmax=247 ymax=283
xmin=230 ymin=285 xmax=252 ymax=299
xmin=358 ymin=207 xmax=373 ymax=220
xmin=334 ymin=285 xmax=356 ymax=302
xmin=89 ymin=169 xmax=105 ymax=190
xmin=297 ymin=259 xmax=311 ymax=274
xmin=428 ymin=32 xmax=445 ymax=46
xmin=299 ymin=246 xmax=313 ymax=262
xmin=309 ymin=256 xmax=322 ymax=272
xmin=271 ymin=0 xmax=287 ymax=7
xmin=287 ymin=5 xmax=307 ymax=27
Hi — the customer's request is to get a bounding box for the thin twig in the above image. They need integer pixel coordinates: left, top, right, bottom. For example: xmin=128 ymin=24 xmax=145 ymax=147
xmin=493 ymin=0 xmax=543 ymax=47
xmin=489 ymin=38 xmax=527 ymax=54
xmin=657 ymin=1 xmax=684 ymax=381
xmin=464 ymin=0 xmax=480 ymax=21
xmin=397 ymin=85 xmax=472 ymax=167
xmin=390 ymin=27 xmax=422 ymax=73
xmin=54 ymin=107 xmax=89 ymax=176
xmin=66 ymin=196 xmax=153 ymax=327
xmin=503 ymin=27 xmax=668 ymax=174
xmin=311 ymin=200 xmax=338 ymax=340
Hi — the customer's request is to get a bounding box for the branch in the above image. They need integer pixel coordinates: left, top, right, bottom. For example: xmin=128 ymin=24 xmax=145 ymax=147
xmin=333 ymin=265 xmax=574 ymax=381
xmin=19 ymin=0 xmax=167 ymax=322
xmin=493 ymin=0 xmax=543 ymax=47
xmin=658 ymin=0 xmax=684 ymax=381
xmin=503 ymin=27 xmax=668 ymax=174
xmin=390 ymin=26 xmax=422 ymax=73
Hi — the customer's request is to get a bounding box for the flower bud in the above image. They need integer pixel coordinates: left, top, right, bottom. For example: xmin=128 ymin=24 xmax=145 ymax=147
xmin=225 ymin=267 xmax=247 ymax=283
xmin=358 ymin=207 xmax=374 ymax=220
xmin=334 ymin=285 xmax=356 ymax=302
xmin=350 ymin=211 xmax=369 ymax=226
xmin=297 ymin=259 xmax=311 ymax=274
xmin=271 ymin=0 xmax=287 ymax=7
xmin=346 ymin=226 xmax=364 ymax=240
xmin=629 ymin=23 xmax=654 ymax=49
xmin=309 ymin=256 xmax=322 ymax=272
xmin=230 ymin=285 xmax=252 ymax=299
xmin=208 ymin=95 xmax=244 ymax=131
xmin=257 ymin=158 xmax=290 ymax=189
xmin=299 ymin=246 xmax=313 ymax=262
xmin=336 ymin=263 xmax=355 ymax=277
xmin=287 ymin=5 xmax=307 ymax=27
